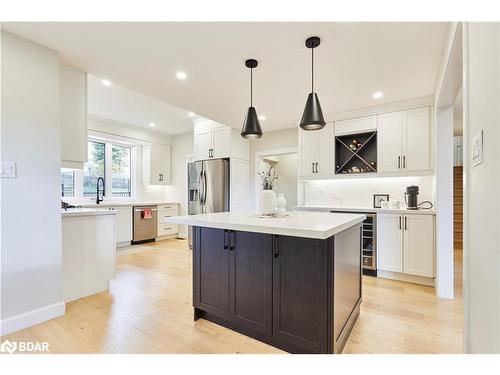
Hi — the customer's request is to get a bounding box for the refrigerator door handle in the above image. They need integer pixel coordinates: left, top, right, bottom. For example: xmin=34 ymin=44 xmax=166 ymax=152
xmin=203 ymin=170 xmax=208 ymax=207
xmin=199 ymin=170 xmax=205 ymax=205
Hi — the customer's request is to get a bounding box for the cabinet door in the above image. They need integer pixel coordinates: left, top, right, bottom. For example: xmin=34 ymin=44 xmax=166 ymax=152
xmin=212 ymin=127 xmax=231 ymax=159
xmin=150 ymin=144 xmax=171 ymax=184
xmin=114 ymin=206 xmax=132 ymax=243
xmin=273 ymin=236 xmax=328 ymax=353
xmin=316 ymin=123 xmax=334 ymax=177
xmin=403 ymin=214 xmax=435 ymax=277
xmin=298 ymin=129 xmax=318 ymax=177
xmin=194 ymin=227 xmax=229 ymax=318
xmin=377 ymin=112 xmax=403 ymax=172
xmin=403 ymin=107 xmax=430 ymax=171
xmin=194 ymin=130 xmax=212 ymax=160
xmin=229 ymin=231 xmax=272 ymax=335
xmin=377 ymin=213 xmax=403 ymax=272
xmin=230 ymin=158 xmax=249 ymax=212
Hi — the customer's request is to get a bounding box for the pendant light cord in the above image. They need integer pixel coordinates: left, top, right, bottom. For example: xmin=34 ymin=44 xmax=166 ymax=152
xmin=250 ymin=67 xmax=253 ymax=107
xmin=311 ymin=47 xmax=314 ymax=93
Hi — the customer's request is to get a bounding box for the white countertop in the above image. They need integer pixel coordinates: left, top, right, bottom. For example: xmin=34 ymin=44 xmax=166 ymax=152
xmin=65 ymin=201 xmax=180 ymax=208
xmin=295 ymin=205 xmax=436 ymax=215
xmin=61 ymin=208 xmax=118 ymax=217
xmin=165 ymin=211 xmax=366 ymax=239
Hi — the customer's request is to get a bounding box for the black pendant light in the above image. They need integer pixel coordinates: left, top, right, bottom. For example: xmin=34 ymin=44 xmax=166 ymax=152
xmin=300 ymin=36 xmax=326 ymax=130
xmin=241 ymin=59 xmax=263 ymax=139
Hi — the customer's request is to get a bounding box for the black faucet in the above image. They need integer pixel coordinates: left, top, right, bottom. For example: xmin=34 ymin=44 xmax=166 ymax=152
xmin=96 ymin=177 xmax=105 ymax=204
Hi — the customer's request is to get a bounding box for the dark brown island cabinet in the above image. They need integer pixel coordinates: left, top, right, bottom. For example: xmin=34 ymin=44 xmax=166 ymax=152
xmin=192 ymin=224 xmax=362 ymax=354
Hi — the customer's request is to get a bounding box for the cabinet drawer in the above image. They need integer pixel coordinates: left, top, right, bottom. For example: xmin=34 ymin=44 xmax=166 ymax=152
xmin=157 ymin=223 xmax=178 ymax=236
xmin=158 ymin=211 xmax=178 ymax=224
xmin=158 ymin=204 xmax=179 ymax=211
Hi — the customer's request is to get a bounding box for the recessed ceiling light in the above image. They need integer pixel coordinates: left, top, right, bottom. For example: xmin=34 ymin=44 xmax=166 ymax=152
xmin=149 ymin=123 xmax=156 ymax=128
xmin=188 ymin=112 xmax=196 ymax=117
xmin=102 ymin=79 xmax=111 ymax=87
xmin=176 ymin=71 xmax=187 ymax=80
xmin=258 ymin=115 xmax=266 ymax=120
xmin=373 ymin=91 xmax=383 ymax=99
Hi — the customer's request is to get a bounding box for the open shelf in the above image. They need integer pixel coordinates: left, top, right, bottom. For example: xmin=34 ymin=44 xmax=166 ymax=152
xmin=335 ymin=131 xmax=377 ymax=174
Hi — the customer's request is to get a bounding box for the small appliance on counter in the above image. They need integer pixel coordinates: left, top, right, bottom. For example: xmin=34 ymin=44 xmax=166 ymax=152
xmin=404 ymin=185 xmax=433 ymax=210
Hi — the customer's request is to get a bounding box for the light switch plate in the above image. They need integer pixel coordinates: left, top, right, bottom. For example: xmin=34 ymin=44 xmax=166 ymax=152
xmin=471 ymin=130 xmax=483 ymax=167
xmin=1 ymin=161 xmax=17 ymax=178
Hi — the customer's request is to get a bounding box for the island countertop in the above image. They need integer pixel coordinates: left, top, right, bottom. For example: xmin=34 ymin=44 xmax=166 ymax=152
xmin=165 ymin=211 xmax=366 ymax=239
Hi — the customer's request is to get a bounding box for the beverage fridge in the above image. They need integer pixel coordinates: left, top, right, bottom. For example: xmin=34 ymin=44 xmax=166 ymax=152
xmin=187 ymin=158 xmax=230 ymax=248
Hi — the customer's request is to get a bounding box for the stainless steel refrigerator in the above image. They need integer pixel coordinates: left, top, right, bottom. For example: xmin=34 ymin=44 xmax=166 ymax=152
xmin=188 ymin=158 xmax=230 ymax=248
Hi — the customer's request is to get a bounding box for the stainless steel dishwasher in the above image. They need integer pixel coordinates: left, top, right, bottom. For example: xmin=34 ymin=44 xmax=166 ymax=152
xmin=132 ymin=205 xmax=158 ymax=244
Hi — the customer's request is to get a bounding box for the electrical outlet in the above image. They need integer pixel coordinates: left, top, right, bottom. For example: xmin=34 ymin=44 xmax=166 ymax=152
xmin=1 ymin=161 xmax=17 ymax=178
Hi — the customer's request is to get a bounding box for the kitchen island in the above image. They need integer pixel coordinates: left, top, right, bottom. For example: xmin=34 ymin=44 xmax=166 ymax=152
xmin=166 ymin=211 xmax=365 ymax=354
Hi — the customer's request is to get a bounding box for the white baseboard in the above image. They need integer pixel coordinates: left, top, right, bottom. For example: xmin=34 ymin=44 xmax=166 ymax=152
xmin=0 ymin=302 xmax=65 ymax=336
xmin=377 ymin=270 xmax=435 ymax=287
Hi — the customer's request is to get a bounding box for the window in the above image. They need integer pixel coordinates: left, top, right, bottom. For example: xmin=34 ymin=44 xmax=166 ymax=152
xmin=83 ymin=141 xmax=105 ymax=196
xmin=111 ymin=144 xmax=131 ymax=197
xmin=60 ymin=138 xmax=135 ymax=200
xmin=61 ymin=169 xmax=75 ymax=197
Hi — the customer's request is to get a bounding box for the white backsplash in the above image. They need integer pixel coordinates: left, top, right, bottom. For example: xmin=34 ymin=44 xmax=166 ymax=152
xmin=303 ymin=176 xmax=434 ymax=208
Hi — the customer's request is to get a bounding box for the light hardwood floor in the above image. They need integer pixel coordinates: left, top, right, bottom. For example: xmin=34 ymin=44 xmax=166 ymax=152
xmin=3 ymin=239 xmax=463 ymax=354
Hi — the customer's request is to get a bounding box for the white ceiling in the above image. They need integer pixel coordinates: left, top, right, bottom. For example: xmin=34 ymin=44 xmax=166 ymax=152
xmin=3 ymin=22 xmax=449 ymax=133
xmin=87 ymin=74 xmax=194 ymax=134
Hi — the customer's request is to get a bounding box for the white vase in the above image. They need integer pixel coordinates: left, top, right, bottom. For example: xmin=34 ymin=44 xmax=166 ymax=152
xmin=276 ymin=193 xmax=287 ymax=216
xmin=260 ymin=189 xmax=276 ymax=215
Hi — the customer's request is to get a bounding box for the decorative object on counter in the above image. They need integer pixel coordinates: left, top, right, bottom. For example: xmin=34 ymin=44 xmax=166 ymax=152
xmin=373 ymin=193 xmax=390 ymax=208
xmin=335 ymin=131 xmax=377 ymax=174
xmin=258 ymin=165 xmax=279 ymax=215
xmin=241 ymin=59 xmax=263 ymax=139
xmin=276 ymin=193 xmax=287 ymax=217
xmin=61 ymin=201 xmax=79 ymax=211
xmin=389 ymin=200 xmax=401 ymax=210
xmin=380 ymin=201 xmax=391 ymax=209
xmin=300 ymin=36 xmax=326 ymax=130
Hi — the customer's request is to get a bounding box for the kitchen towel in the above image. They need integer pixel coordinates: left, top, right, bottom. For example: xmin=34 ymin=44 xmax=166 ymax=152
xmin=143 ymin=208 xmax=153 ymax=219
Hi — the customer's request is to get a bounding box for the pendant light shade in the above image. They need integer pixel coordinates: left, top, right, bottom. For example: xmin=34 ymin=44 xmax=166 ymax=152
xmin=300 ymin=36 xmax=326 ymax=130
xmin=241 ymin=59 xmax=263 ymax=139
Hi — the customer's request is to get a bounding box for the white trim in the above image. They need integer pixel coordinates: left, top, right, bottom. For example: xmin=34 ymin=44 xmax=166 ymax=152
xmin=377 ymin=270 xmax=435 ymax=287
xmin=254 ymin=147 xmax=298 ymax=211
xmin=0 ymin=302 xmax=65 ymax=336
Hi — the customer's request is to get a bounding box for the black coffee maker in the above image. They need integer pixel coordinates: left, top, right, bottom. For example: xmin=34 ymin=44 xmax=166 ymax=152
xmin=405 ymin=185 xmax=419 ymax=210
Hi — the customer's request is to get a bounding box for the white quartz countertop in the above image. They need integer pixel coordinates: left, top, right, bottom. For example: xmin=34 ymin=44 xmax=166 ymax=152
xmin=295 ymin=205 xmax=436 ymax=215
xmin=165 ymin=211 xmax=366 ymax=239
xmin=65 ymin=201 xmax=180 ymax=208
xmin=61 ymin=208 xmax=118 ymax=217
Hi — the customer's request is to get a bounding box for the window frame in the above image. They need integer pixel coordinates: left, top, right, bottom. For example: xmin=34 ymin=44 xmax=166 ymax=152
xmin=61 ymin=135 xmax=137 ymax=202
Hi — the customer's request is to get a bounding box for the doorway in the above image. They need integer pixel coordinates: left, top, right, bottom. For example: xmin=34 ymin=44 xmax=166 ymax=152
xmin=254 ymin=148 xmax=298 ymax=212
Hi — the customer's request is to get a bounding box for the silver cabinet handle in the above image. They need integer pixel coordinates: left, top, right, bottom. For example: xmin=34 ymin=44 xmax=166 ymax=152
xmin=315 ymin=162 xmax=319 ymax=174
xmin=399 ymin=216 xmax=402 ymax=230
xmin=398 ymin=156 xmax=401 ymax=169
xmin=312 ymin=163 xmax=315 ymax=174
xmin=403 ymin=155 xmax=406 ymax=169
xmin=404 ymin=216 xmax=407 ymax=230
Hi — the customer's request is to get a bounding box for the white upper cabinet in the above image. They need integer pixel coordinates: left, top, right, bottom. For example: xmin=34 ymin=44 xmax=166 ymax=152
xmin=298 ymin=123 xmax=334 ymax=178
xmin=193 ymin=120 xmax=248 ymax=161
xmin=403 ymin=107 xmax=430 ymax=171
xmin=378 ymin=107 xmax=431 ymax=173
xmin=60 ymin=64 xmax=87 ymax=169
xmin=377 ymin=112 xmax=403 ymax=172
xmin=403 ymin=214 xmax=435 ymax=277
xmin=143 ymin=143 xmax=171 ymax=185
xmin=334 ymin=115 xmax=377 ymax=136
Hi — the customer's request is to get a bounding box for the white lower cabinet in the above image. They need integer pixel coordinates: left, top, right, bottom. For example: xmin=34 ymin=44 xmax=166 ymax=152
xmin=377 ymin=213 xmax=435 ymax=278
xmin=157 ymin=204 xmax=179 ymax=237
xmin=111 ymin=206 xmax=132 ymax=245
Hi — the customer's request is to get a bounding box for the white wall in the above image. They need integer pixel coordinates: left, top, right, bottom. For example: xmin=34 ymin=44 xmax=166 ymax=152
xmin=168 ymin=132 xmax=194 ymax=237
xmin=303 ymin=176 xmax=434 ymax=209
xmin=463 ymin=22 xmax=500 ymax=353
xmin=1 ymin=32 xmax=64 ymax=334
xmin=249 ymin=128 xmax=298 ymax=209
